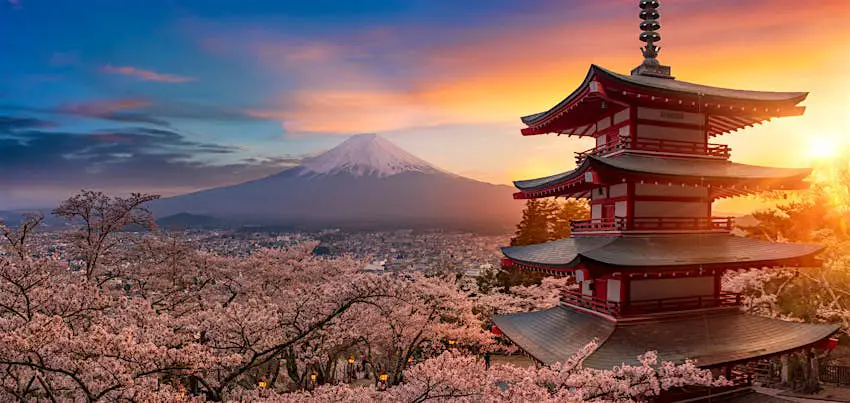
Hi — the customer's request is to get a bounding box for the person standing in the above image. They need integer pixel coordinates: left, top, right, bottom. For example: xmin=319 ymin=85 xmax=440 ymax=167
xmin=483 ymin=351 xmax=491 ymax=370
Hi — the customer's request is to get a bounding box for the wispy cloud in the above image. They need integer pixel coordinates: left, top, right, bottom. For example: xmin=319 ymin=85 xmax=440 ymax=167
xmin=1 ymin=97 xmax=270 ymax=127
xmin=193 ymin=0 xmax=849 ymax=136
xmin=101 ymin=65 xmax=195 ymax=83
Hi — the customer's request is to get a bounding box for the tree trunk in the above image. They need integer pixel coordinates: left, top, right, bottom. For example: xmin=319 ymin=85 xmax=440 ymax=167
xmin=801 ymin=350 xmax=821 ymax=394
xmin=780 ymin=355 xmax=789 ymax=385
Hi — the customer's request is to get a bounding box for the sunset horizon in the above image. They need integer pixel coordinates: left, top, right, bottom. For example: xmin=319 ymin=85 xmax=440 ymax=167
xmin=2 ymin=0 xmax=848 ymax=213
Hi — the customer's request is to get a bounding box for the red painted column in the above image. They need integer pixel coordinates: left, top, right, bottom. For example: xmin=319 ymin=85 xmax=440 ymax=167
xmin=621 ymin=277 xmax=631 ymax=314
xmin=626 ymin=181 xmax=636 ymax=230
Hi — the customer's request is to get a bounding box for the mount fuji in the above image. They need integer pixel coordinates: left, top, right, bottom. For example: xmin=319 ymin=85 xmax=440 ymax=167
xmin=149 ymin=134 xmax=521 ymax=232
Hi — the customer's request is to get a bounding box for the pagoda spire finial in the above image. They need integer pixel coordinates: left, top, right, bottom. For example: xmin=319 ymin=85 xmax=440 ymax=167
xmin=631 ymin=0 xmax=674 ymax=79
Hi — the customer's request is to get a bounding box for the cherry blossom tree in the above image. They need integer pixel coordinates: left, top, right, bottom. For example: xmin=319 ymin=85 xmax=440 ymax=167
xmin=237 ymin=343 xmax=725 ymax=402
xmin=0 ymin=191 xmax=729 ymax=401
xmin=52 ymin=190 xmax=160 ymax=282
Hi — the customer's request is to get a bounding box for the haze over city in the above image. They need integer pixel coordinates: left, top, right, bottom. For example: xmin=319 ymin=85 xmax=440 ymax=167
xmin=2 ymin=0 xmax=848 ymax=214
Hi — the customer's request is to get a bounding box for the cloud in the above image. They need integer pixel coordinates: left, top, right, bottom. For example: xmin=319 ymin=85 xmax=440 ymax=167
xmin=0 ymin=120 xmax=300 ymax=208
xmin=193 ymin=0 xmax=849 ymax=135
xmin=0 ymin=116 xmax=54 ymax=131
xmin=0 ymin=98 xmax=273 ymax=127
xmin=101 ymin=65 xmax=196 ymax=83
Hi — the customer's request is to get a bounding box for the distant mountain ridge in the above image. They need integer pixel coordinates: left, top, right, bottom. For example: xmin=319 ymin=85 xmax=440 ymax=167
xmin=149 ymin=134 xmax=522 ymax=232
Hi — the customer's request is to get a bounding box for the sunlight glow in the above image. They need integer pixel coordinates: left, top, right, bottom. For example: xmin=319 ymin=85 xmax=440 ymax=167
xmin=808 ymin=137 xmax=840 ymax=160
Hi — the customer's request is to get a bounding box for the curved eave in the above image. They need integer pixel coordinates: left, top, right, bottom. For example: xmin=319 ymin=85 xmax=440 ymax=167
xmin=521 ymin=67 xmax=597 ymax=126
xmin=593 ymin=65 xmax=808 ymax=106
xmin=520 ymin=65 xmax=808 ymax=136
xmin=587 ymin=154 xmax=812 ymax=187
xmin=512 ymin=154 xmax=812 ymax=200
xmin=502 ymin=234 xmax=824 ymax=272
xmin=495 ymin=307 xmax=839 ymax=369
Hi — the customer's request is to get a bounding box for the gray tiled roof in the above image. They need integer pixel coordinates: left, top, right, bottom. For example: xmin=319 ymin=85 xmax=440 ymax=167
xmin=512 ymin=153 xmax=811 ymax=192
xmin=598 ymin=65 xmax=807 ymax=103
xmin=521 ymin=65 xmax=807 ymax=125
xmin=493 ymin=307 xmax=839 ymax=369
xmin=502 ymin=234 xmax=823 ymax=269
xmin=591 ymin=154 xmax=811 ymax=182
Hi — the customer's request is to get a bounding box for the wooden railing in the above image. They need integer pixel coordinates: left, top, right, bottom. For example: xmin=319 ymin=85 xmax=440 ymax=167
xmin=569 ymin=217 xmax=627 ymax=232
xmin=821 ymin=365 xmax=850 ymax=386
xmin=570 ymin=216 xmax=734 ymax=233
xmin=627 ymin=293 xmax=741 ymax=315
xmin=561 ymin=290 xmax=621 ymax=316
xmin=561 ymin=289 xmax=741 ymax=316
xmin=575 ymin=137 xmax=730 ymax=163
xmin=631 ymin=216 xmax=735 ymax=231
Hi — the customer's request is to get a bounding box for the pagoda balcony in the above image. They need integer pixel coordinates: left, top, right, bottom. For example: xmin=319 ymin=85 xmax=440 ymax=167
xmin=575 ymin=137 xmax=730 ymax=164
xmin=570 ymin=216 xmax=735 ymax=234
xmin=561 ymin=289 xmax=742 ymax=317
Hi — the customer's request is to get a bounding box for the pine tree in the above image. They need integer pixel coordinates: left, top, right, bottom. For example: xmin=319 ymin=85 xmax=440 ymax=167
xmin=550 ymin=198 xmax=590 ymax=240
xmin=511 ymin=199 xmax=557 ymax=246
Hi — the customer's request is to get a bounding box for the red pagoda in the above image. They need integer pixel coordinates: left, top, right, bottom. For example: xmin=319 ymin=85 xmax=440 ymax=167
xmin=493 ymin=0 xmax=839 ymax=399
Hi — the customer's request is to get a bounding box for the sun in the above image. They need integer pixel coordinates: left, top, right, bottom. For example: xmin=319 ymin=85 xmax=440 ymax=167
xmin=808 ymin=137 xmax=840 ymax=160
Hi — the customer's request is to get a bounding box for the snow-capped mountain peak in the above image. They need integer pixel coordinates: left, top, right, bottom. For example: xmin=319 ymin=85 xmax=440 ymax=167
xmin=298 ymin=134 xmax=440 ymax=177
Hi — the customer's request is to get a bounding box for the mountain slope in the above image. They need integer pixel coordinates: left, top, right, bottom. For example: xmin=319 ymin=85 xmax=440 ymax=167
xmin=298 ymin=133 xmax=441 ymax=177
xmin=150 ymin=134 xmax=521 ymax=231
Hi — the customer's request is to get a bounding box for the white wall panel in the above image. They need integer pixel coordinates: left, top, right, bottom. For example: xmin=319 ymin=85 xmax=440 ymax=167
xmin=630 ymin=277 xmax=714 ymax=301
xmin=634 ymin=201 xmax=707 ymax=217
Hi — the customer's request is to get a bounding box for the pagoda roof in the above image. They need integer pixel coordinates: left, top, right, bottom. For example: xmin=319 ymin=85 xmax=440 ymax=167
xmin=513 ymin=153 xmax=811 ymax=199
xmin=501 ymin=234 xmax=823 ymax=272
xmin=492 ymin=307 xmax=838 ymax=369
xmin=520 ymin=65 xmax=808 ymax=137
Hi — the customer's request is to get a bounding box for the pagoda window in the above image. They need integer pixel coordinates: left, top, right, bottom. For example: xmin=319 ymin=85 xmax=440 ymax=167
xmin=634 ymin=183 xmax=708 ymax=198
xmin=606 ymin=279 xmax=621 ymax=303
xmin=629 ymin=276 xmax=714 ymax=302
xmin=614 ymin=201 xmax=627 ymax=217
xmin=581 ymin=280 xmax=594 ymax=296
xmin=635 ymin=125 xmax=704 ymax=144
xmin=597 ymin=116 xmax=612 ymax=131
xmin=613 ymin=109 xmax=630 ymax=125
xmin=634 ymin=201 xmax=707 ymax=218
xmin=637 ymin=107 xmax=705 ymax=126
xmin=609 ymin=183 xmax=628 ymax=198
xmin=596 ymin=134 xmax=607 ymax=147
xmin=591 ymin=204 xmax=602 ymax=220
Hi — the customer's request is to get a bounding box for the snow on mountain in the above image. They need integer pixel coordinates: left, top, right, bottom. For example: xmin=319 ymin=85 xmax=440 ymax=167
xmin=299 ymin=133 xmax=440 ymax=177
xmin=149 ymin=133 xmax=521 ymax=232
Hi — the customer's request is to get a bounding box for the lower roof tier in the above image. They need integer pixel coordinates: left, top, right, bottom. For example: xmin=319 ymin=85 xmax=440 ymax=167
xmin=502 ymin=234 xmax=823 ymax=275
xmin=513 ymin=153 xmax=811 ymax=200
xmin=493 ymin=306 xmax=838 ymax=369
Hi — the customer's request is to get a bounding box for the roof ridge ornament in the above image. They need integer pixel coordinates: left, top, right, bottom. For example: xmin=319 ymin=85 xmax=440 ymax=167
xmin=631 ymin=0 xmax=674 ymax=79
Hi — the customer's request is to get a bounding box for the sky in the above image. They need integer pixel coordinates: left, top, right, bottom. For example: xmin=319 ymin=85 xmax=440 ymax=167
xmin=0 ymin=0 xmax=848 ymax=212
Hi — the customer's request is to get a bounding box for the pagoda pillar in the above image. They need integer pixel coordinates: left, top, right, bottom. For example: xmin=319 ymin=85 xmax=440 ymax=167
xmin=620 ymin=277 xmax=631 ymax=314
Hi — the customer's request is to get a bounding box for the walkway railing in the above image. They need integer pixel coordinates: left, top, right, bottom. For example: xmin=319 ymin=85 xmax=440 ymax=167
xmin=569 ymin=217 xmax=627 ymax=232
xmin=575 ymin=137 xmax=730 ymax=163
xmin=570 ymin=216 xmax=734 ymax=233
xmin=561 ymin=290 xmax=741 ymax=316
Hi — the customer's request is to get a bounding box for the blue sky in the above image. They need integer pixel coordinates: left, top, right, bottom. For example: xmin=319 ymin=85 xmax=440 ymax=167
xmin=0 ymin=0 xmax=847 ymax=210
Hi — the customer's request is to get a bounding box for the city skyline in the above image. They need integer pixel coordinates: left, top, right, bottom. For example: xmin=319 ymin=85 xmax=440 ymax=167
xmin=1 ymin=0 xmax=848 ymax=212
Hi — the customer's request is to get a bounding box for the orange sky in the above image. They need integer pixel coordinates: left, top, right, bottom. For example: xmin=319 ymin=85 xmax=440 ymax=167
xmin=3 ymin=0 xmax=848 ymax=212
